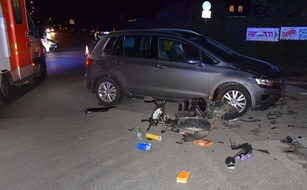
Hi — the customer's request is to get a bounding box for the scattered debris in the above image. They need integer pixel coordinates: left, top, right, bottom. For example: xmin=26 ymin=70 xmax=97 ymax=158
xmin=145 ymin=133 xmax=162 ymax=141
xmin=240 ymin=117 xmax=261 ymax=122
xmin=228 ymin=117 xmax=241 ymax=123
xmin=225 ymin=156 xmax=236 ymax=169
xmin=231 ymin=141 xmax=253 ymax=161
xmin=176 ymin=171 xmax=191 ymax=183
xmin=270 ymin=120 xmax=278 ymax=125
xmin=222 ymin=118 xmax=241 ymax=128
xmin=83 ymin=106 xmax=115 ymax=114
xmin=137 ymin=142 xmax=152 ymax=151
xmin=135 ymin=127 xmax=142 ymax=137
xmin=231 ymin=140 xmax=270 ymax=155
xmin=283 ymin=110 xmax=298 ymax=115
xmin=176 ymin=140 xmax=184 ymax=144
xmin=287 ymin=124 xmax=306 ymax=129
xmin=280 ymin=135 xmax=304 ymax=151
xmin=194 ymin=139 xmax=213 ymax=147
xmin=236 ymin=152 xmax=252 ymax=161
xmin=267 ymin=111 xmax=281 ymax=120
xmin=250 ymin=127 xmax=262 ymax=136
xmin=128 ymin=127 xmax=143 ymax=141
xmin=225 ymin=140 xmax=270 ymax=169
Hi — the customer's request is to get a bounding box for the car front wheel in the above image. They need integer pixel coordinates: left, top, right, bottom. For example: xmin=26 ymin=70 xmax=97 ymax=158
xmin=216 ymin=85 xmax=251 ymax=119
xmin=95 ymin=78 xmax=121 ymax=106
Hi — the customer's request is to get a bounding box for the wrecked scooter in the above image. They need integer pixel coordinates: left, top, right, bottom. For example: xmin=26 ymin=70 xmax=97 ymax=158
xmin=141 ymin=96 xmax=234 ymax=143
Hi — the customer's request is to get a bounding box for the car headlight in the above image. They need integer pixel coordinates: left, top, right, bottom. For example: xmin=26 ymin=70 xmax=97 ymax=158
xmin=253 ymin=77 xmax=275 ymax=87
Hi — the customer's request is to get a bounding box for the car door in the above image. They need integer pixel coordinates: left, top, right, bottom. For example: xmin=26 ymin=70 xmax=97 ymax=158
xmin=107 ymin=35 xmax=156 ymax=96
xmin=153 ymin=38 xmax=210 ymax=100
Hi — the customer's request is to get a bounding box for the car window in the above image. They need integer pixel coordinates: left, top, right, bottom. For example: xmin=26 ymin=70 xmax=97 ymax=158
xmin=110 ymin=36 xmax=152 ymax=58
xmin=191 ymin=36 xmax=239 ymax=60
xmin=26 ymin=11 xmax=38 ymax=36
xmin=158 ymin=38 xmax=199 ymax=62
xmin=123 ymin=36 xmax=136 ymax=57
xmin=202 ymin=51 xmax=218 ymax=64
xmin=103 ymin=37 xmax=117 ymax=55
xmin=113 ymin=37 xmax=124 ymax=56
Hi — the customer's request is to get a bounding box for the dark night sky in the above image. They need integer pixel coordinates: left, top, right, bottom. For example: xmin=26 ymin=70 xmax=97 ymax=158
xmin=35 ymin=0 xmax=163 ymax=27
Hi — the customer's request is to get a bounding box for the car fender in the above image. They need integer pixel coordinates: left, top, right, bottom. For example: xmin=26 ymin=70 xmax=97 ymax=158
xmin=93 ymin=72 xmax=131 ymax=96
xmin=210 ymin=79 xmax=256 ymax=107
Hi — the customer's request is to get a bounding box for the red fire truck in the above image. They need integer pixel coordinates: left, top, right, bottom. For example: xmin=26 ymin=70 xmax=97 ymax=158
xmin=0 ymin=0 xmax=46 ymax=105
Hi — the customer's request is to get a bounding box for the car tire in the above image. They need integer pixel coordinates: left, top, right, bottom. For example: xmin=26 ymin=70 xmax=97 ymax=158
xmin=95 ymin=78 xmax=121 ymax=106
xmin=34 ymin=59 xmax=47 ymax=84
xmin=0 ymin=76 xmax=10 ymax=104
xmin=216 ymin=85 xmax=251 ymax=120
xmin=40 ymin=61 xmax=47 ymax=81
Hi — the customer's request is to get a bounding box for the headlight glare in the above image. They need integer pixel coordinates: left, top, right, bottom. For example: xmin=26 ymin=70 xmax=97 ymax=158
xmin=254 ymin=77 xmax=274 ymax=87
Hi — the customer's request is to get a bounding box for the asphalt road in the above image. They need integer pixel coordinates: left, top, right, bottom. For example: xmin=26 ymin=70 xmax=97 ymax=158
xmin=0 ymin=32 xmax=306 ymax=190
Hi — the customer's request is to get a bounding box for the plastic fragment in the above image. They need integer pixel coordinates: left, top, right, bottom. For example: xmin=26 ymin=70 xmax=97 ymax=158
xmin=176 ymin=171 xmax=191 ymax=183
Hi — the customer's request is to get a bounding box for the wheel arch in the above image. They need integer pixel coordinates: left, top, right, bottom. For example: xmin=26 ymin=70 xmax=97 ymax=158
xmin=93 ymin=73 xmax=127 ymax=96
xmin=33 ymin=56 xmax=47 ymax=79
xmin=0 ymin=73 xmax=12 ymax=103
xmin=0 ymin=72 xmax=13 ymax=85
xmin=212 ymin=82 xmax=252 ymax=107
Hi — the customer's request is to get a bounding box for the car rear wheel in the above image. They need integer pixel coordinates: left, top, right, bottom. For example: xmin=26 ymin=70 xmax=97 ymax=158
xmin=216 ymin=85 xmax=251 ymax=119
xmin=95 ymin=78 xmax=121 ymax=106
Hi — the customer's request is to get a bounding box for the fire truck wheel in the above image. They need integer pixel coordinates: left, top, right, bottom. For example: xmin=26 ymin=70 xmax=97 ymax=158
xmin=0 ymin=76 xmax=10 ymax=104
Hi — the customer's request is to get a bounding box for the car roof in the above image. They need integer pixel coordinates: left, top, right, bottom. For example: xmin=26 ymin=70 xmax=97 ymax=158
xmin=107 ymin=28 xmax=203 ymax=38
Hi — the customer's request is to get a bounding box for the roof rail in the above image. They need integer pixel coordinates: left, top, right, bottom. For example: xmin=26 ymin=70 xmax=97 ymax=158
xmin=107 ymin=28 xmax=203 ymax=38
xmin=148 ymin=28 xmax=200 ymax=35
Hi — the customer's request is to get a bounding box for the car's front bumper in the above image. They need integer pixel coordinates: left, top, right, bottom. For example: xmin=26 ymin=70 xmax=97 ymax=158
xmin=251 ymin=81 xmax=285 ymax=110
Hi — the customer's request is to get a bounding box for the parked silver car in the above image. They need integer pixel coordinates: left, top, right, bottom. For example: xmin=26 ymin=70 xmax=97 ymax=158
xmin=84 ymin=28 xmax=285 ymax=118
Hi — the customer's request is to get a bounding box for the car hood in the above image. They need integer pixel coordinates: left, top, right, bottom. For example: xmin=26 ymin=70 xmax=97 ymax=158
xmin=227 ymin=55 xmax=282 ymax=79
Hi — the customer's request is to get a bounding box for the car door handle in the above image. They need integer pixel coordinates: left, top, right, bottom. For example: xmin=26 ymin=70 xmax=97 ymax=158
xmin=111 ymin=60 xmax=123 ymax=65
xmin=155 ymin=64 xmax=166 ymax=69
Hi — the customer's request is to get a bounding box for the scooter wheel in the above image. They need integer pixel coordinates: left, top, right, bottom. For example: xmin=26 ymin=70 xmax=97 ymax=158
xmin=178 ymin=118 xmax=211 ymax=132
xmin=177 ymin=118 xmax=211 ymax=140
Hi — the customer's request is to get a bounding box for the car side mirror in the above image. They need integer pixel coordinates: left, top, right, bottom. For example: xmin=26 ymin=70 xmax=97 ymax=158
xmin=187 ymin=57 xmax=203 ymax=67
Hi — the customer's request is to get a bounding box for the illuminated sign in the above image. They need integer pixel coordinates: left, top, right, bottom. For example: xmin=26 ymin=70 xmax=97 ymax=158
xmin=246 ymin=28 xmax=279 ymax=42
xmin=280 ymin=27 xmax=307 ymax=40
xmin=202 ymin=1 xmax=211 ymax=19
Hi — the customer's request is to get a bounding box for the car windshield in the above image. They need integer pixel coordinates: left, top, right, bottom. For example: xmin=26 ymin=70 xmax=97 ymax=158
xmin=190 ymin=35 xmax=240 ymax=60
